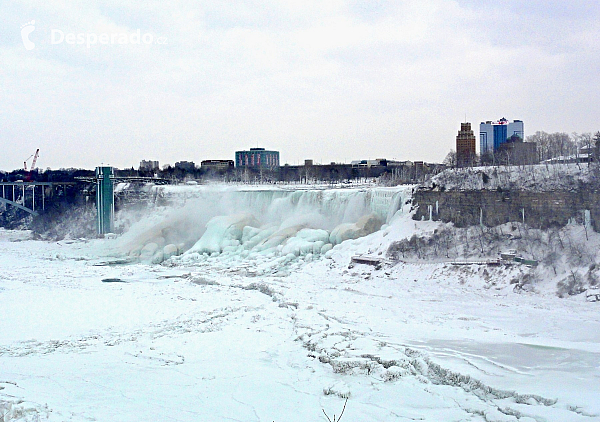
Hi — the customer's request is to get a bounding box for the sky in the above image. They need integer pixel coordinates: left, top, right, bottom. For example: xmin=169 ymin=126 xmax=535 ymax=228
xmin=0 ymin=0 xmax=599 ymax=171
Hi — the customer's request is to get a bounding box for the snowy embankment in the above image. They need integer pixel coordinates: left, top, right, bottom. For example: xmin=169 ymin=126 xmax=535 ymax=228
xmin=429 ymin=163 xmax=597 ymax=191
xmin=1 ymin=184 xmax=600 ymax=421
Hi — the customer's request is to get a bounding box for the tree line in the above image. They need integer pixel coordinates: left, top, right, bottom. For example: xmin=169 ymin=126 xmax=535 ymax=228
xmin=445 ymin=131 xmax=600 ymax=167
xmin=526 ymin=131 xmax=600 ymax=162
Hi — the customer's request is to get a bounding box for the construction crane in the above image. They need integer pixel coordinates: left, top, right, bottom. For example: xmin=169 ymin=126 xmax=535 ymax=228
xmin=24 ymin=149 xmax=40 ymax=171
xmin=24 ymin=149 xmax=40 ymax=181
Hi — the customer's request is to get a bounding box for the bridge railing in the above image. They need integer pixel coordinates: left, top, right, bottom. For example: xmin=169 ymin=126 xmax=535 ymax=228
xmin=0 ymin=182 xmax=75 ymax=215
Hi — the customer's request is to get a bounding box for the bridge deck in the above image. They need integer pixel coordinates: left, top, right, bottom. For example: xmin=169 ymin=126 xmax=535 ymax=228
xmin=0 ymin=182 xmax=74 ymax=215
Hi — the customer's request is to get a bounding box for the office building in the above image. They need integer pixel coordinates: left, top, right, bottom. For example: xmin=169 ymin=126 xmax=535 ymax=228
xmin=175 ymin=161 xmax=196 ymax=171
xmin=201 ymin=160 xmax=234 ymax=170
xmin=235 ymin=148 xmax=280 ymax=169
xmin=139 ymin=160 xmax=159 ymax=171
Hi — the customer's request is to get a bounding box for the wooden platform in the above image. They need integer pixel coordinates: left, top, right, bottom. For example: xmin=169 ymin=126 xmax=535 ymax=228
xmin=350 ymin=255 xmax=385 ymax=268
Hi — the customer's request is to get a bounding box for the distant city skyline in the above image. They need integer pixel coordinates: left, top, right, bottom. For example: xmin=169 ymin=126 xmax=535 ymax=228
xmin=480 ymin=118 xmax=524 ymax=154
xmin=1 ymin=1 xmax=599 ymax=171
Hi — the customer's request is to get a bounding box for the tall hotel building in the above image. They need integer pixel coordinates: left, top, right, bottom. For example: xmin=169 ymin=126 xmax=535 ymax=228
xmin=456 ymin=122 xmax=477 ymax=167
xmin=480 ymin=118 xmax=524 ymax=154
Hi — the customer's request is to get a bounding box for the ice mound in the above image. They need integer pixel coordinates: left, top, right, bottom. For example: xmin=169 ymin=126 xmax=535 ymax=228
xmin=187 ymin=213 xmax=259 ymax=255
xmin=117 ymin=211 xmax=199 ymax=262
xmin=330 ymin=213 xmax=383 ymax=245
xmin=181 ymin=213 xmax=382 ymax=264
xmin=182 ymin=224 xmax=334 ymax=260
xmin=280 ymin=228 xmax=330 ymax=256
xmin=255 ymin=225 xmax=305 ymax=252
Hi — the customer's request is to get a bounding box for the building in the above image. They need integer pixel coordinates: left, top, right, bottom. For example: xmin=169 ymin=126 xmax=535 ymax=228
xmin=350 ymin=159 xmax=388 ymax=168
xmin=455 ymin=122 xmax=476 ymax=167
xmin=496 ymin=138 xmax=538 ymax=165
xmin=235 ymin=148 xmax=280 ymax=169
xmin=386 ymin=160 xmax=413 ymax=167
xmin=480 ymin=118 xmax=524 ymax=154
xmin=174 ymin=161 xmax=196 ymax=171
xmin=201 ymin=160 xmax=234 ymax=171
xmin=139 ymin=160 xmax=159 ymax=171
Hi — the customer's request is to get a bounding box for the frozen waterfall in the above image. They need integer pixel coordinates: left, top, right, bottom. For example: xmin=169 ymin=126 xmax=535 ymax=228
xmin=116 ymin=185 xmax=414 ymax=264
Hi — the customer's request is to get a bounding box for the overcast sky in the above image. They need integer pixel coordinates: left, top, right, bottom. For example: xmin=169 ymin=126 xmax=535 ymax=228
xmin=1 ymin=0 xmax=599 ymax=170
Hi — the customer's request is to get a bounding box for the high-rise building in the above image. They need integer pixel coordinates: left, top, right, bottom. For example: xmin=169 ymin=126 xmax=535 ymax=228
xmin=456 ymin=122 xmax=476 ymax=167
xmin=175 ymin=161 xmax=196 ymax=171
xmin=508 ymin=119 xmax=524 ymax=140
xmin=480 ymin=118 xmax=524 ymax=154
xmin=139 ymin=160 xmax=159 ymax=171
xmin=235 ymin=148 xmax=280 ymax=169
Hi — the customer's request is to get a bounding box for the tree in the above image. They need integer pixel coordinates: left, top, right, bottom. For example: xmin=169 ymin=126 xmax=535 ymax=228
xmin=477 ymin=151 xmax=492 ymax=166
xmin=443 ymin=150 xmax=457 ymax=168
xmin=527 ymin=131 xmax=550 ymax=162
xmin=526 ymin=131 xmax=576 ymax=162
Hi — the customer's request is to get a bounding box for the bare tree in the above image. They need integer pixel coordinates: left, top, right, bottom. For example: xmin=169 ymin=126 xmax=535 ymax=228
xmin=527 ymin=131 xmax=576 ymax=162
xmin=443 ymin=150 xmax=457 ymax=168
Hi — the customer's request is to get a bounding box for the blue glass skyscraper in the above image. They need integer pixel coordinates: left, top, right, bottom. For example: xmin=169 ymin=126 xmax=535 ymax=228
xmin=493 ymin=122 xmax=508 ymax=151
xmin=480 ymin=118 xmax=524 ymax=154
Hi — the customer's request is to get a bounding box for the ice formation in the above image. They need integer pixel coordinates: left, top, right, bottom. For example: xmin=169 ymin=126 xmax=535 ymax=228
xmin=117 ymin=186 xmax=413 ymax=264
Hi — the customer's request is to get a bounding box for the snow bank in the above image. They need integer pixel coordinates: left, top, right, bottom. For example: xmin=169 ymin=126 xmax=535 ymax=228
xmin=430 ymin=163 xmax=595 ymax=191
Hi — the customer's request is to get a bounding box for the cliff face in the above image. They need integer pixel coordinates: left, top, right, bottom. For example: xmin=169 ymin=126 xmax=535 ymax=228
xmin=414 ymin=164 xmax=600 ymax=230
xmin=412 ymin=189 xmax=600 ymax=230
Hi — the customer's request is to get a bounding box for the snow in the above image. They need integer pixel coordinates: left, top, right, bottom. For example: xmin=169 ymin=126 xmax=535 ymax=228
xmin=1 ymin=185 xmax=600 ymax=422
xmin=430 ymin=163 xmax=595 ymax=191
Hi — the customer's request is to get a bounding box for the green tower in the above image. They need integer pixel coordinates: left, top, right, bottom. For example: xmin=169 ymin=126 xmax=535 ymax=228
xmin=96 ymin=166 xmax=114 ymax=235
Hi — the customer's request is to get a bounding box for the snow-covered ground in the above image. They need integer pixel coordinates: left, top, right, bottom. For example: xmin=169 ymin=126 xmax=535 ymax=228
xmin=430 ymin=163 xmax=597 ymax=191
xmin=1 ymin=187 xmax=599 ymax=422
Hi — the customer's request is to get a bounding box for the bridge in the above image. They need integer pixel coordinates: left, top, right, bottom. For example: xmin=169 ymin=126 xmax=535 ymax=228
xmin=2 ymin=172 xmax=172 ymax=234
xmin=0 ymin=182 xmax=75 ymax=216
xmin=74 ymin=176 xmax=171 ymax=185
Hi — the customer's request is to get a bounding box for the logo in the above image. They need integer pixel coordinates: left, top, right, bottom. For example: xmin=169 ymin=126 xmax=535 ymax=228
xmin=21 ymin=20 xmax=36 ymax=50
xmin=20 ymin=21 xmax=167 ymax=50
xmin=51 ymin=29 xmax=163 ymax=48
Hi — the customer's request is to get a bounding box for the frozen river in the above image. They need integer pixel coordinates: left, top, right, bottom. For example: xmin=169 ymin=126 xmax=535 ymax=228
xmin=1 ymin=187 xmax=599 ymax=421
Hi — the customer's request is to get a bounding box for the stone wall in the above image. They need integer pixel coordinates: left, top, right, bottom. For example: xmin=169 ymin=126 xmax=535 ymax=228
xmin=412 ymin=189 xmax=600 ymax=231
